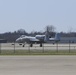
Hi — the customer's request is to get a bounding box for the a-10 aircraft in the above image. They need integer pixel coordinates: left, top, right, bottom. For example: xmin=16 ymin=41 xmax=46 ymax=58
xmin=16 ymin=32 xmax=61 ymax=47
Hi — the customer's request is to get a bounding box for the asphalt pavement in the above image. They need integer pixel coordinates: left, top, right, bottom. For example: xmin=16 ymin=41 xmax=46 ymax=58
xmin=0 ymin=55 xmax=76 ymax=75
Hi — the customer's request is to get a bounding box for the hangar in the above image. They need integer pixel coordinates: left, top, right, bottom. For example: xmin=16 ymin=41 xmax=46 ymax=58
xmin=60 ymin=37 xmax=76 ymax=43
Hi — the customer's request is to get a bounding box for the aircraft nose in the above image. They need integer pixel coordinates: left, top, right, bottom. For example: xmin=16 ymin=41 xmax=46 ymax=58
xmin=16 ymin=38 xmax=21 ymax=43
xmin=16 ymin=39 xmax=19 ymax=42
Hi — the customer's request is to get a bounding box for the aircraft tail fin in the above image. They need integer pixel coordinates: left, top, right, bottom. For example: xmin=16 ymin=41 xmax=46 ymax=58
xmin=55 ymin=33 xmax=61 ymax=41
xmin=44 ymin=31 xmax=61 ymax=42
xmin=44 ymin=31 xmax=49 ymax=42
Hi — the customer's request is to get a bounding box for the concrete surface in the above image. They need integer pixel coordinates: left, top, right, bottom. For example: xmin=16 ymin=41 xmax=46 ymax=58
xmin=0 ymin=56 xmax=76 ymax=75
xmin=1 ymin=43 xmax=76 ymax=51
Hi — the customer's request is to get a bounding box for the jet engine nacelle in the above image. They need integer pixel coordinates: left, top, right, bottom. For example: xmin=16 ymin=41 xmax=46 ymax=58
xmin=35 ymin=35 xmax=45 ymax=40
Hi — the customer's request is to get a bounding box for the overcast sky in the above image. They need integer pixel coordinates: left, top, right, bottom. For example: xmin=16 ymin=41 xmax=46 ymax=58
xmin=0 ymin=0 xmax=76 ymax=33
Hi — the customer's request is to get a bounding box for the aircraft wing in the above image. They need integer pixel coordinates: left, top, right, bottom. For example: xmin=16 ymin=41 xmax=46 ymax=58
xmin=22 ymin=37 xmax=40 ymax=43
xmin=49 ymin=38 xmax=55 ymax=41
xmin=29 ymin=37 xmax=39 ymax=41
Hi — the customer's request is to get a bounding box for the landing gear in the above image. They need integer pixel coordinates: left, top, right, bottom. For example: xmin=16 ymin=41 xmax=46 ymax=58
xmin=40 ymin=43 xmax=42 ymax=47
xmin=30 ymin=44 xmax=33 ymax=47
xmin=22 ymin=43 xmax=25 ymax=47
xmin=23 ymin=45 xmax=25 ymax=47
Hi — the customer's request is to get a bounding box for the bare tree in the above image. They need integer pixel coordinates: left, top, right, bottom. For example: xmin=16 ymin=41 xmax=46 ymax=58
xmin=17 ymin=29 xmax=26 ymax=34
xmin=45 ymin=25 xmax=56 ymax=33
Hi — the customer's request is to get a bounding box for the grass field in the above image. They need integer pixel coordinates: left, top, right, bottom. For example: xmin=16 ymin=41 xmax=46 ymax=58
xmin=0 ymin=50 xmax=76 ymax=55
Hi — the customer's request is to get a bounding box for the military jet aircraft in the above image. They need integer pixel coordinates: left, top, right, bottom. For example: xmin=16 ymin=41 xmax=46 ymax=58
xmin=16 ymin=32 xmax=60 ymax=47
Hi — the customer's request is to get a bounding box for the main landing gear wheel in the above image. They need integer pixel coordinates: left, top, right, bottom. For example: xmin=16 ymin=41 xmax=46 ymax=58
xmin=40 ymin=43 xmax=42 ymax=47
xmin=30 ymin=44 xmax=33 ymax=47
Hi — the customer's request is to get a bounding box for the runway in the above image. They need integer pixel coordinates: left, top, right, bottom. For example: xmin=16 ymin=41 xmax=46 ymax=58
xmin=0 ymin=55 xmax=76 ymax=75
xmin=0 ymin=43 xmax=76 ymax=51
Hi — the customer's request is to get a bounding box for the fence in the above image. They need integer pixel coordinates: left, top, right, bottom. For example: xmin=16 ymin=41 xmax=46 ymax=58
xmin=0 ymin=42 xmax=76 ymax=54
